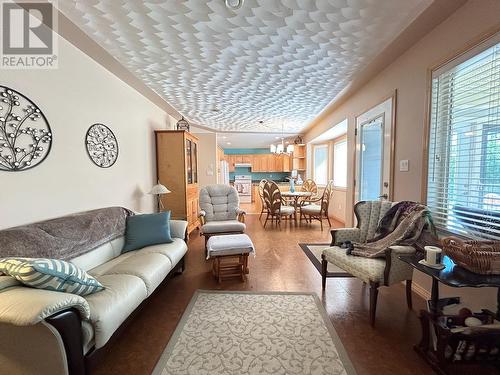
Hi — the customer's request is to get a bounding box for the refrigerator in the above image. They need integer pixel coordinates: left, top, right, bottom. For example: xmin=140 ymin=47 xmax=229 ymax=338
xmin=219 ymin=160 xmax=229 ymax=185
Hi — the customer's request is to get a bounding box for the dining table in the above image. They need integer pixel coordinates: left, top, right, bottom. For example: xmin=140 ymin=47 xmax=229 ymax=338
xmin=281 ymin=190 xmax=312 ymax=221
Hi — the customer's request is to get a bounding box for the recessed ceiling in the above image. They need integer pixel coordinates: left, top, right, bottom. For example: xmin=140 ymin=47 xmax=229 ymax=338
xmin=58 ymin=0 xmax=432 ymax=133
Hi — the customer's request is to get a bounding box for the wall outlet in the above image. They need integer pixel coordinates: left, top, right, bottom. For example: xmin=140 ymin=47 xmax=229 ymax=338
xmin=399 ymin=159 xmax=409 ymax=172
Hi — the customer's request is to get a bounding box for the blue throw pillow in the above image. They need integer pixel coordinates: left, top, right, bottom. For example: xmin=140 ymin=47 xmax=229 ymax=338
xmin=0 ymin=257 xmax=104 ymax=296
xmin=122 ymin=211 xmax=173 ymax=252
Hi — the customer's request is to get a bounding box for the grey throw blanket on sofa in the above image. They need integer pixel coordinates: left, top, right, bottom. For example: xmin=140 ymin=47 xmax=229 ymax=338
xmin=0 ymin=207 xmax=133 ymax=260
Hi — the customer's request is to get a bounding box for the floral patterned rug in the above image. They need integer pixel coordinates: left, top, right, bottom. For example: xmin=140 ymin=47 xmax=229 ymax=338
xmin=153 ymin=291 xmax=356 ymax=375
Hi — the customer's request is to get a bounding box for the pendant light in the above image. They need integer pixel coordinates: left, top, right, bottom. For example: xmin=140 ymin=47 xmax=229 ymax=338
xmin=270 ymin=120 xmax=294 ymax=155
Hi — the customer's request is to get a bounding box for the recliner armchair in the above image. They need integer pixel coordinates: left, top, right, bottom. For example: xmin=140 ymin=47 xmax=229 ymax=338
xmin=321 ymin=200 xmax=436 ymax=326
xmin=198 ymin=185 xmax=246 ymax=247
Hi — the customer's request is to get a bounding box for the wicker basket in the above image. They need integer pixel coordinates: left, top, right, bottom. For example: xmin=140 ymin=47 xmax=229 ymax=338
xmin=442 ymin=236 xmax=500 ymax=275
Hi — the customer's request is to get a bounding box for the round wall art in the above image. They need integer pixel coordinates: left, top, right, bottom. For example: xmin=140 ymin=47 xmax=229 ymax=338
xmin=0 ymin=85 xmax=52 ymax=172
xmin=85 ymin=123 xmax=119 ymax=168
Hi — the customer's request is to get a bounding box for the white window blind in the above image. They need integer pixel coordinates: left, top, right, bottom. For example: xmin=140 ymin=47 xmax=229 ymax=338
xmin=427 ymin=34 xmax=500 ymax=240
xmin=333 ymin=140 xmax=347 ymax=188
xmin=313 ymin=144 xmax=328 ymax=186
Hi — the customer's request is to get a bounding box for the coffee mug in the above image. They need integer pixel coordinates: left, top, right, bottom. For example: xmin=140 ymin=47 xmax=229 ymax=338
xmin=424 ymin=246 xmax=442 ymax=265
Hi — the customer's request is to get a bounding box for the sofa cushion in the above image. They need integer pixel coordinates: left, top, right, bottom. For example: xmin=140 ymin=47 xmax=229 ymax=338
xmin=86 ymin=252 xmax=136 ymax=277
xmin=0 ymin=258 xmax=104 ymax=296
xmin=202 ymin=220 xmax=246 ymax=234
xmin=322 ymin=246 xmax=386 ymax=283
xmin=100 ymin=253 xmax=172 ymax=296
xmin=122 ymin=212 xmax=173 ymax=253
xmin=70 ymin=241 xmax=117 ymax=272
xmin=137 ymin=238 xmax=187 ymax=267
xmin=85 ymin=274 xmax=147 ymax=348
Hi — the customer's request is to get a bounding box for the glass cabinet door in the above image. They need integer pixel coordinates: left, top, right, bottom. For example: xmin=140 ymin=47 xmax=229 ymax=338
xmin=192 ymin=141 xmax=198 ymax=183
xmin=186 ymin=139 xmax=192 ymax=184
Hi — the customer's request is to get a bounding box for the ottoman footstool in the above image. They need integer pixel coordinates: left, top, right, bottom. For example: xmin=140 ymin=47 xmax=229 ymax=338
xmin=206 ymin=234 xmax=255 ymax=283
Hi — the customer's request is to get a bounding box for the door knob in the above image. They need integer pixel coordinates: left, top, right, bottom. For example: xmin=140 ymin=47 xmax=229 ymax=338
xmin=378 ymin=194 xmax=388 ymax=199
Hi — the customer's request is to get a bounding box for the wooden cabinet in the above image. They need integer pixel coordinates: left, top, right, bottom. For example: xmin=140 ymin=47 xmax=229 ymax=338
xmin=225 ymin=153 xmax=296 ymax=173
xmin=292 ymin=145 xmax=306 ymax=171
xmin=282 ymin=155 xmax=292 ymax=172
xmin=155 ymin=130 xmax=199 ymax=234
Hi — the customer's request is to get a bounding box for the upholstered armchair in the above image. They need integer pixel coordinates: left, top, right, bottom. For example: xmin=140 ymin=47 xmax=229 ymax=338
xmin=198 ymin=185 xmax=246 ymax=247
xmin=321 ymin=200 xmax=433 ymax=326
xmin=300 ymin=180 xmax=333 ymax=230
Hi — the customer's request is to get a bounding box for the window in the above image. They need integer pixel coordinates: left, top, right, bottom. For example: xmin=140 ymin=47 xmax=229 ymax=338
xmin=333 ymin=140 xmax=347 ymax=188
xmin=427 ymin=35 xmax=500 ymax=240
xmin=313 ymin=144 xmax=328 ymax=185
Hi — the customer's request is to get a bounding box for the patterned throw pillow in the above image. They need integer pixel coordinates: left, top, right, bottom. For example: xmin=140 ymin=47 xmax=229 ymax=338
xmin=0 ymin=275 xmax=21 ymax=291
xmin=0 ymin=258 xmax=104 ymax=296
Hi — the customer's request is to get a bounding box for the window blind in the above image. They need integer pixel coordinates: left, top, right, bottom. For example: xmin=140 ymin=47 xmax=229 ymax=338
xmin=427 ymin=34 xmax=500 ymax=240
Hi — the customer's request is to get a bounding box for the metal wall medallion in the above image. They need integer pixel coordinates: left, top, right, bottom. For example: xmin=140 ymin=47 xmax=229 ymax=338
xmin=0 ymin=85 xmax=52 ymax=172
xmin=85 ymin=123 xmax=119 ymax=168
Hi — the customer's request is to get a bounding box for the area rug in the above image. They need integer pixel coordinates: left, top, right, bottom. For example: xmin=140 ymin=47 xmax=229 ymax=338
xmin=299 ymin=243 xmax=352 ymax=277
xmin=153 ymin=290 xmax=357 ymax=375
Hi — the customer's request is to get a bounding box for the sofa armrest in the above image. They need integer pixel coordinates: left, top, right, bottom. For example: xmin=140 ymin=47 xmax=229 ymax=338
xmin=170 ymin=219 xmax=188 ymax=240
xmin=0 ymin=287 xmax=90 ymax=326
xmin=330 ymin=228 xmax=361 ymax=246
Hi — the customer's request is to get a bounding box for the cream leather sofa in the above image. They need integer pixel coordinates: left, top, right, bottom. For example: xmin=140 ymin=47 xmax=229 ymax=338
xmin=0 ymin=219 xmax=188 ymax=375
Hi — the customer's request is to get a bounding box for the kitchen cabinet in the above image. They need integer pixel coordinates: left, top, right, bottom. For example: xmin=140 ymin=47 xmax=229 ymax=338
xmin=225 ymin=153 xmax=298 ymax=173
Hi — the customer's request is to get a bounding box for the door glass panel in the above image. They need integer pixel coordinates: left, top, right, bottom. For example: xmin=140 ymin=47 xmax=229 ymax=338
xmin=359 ymin=116 xmax=384 ymax=200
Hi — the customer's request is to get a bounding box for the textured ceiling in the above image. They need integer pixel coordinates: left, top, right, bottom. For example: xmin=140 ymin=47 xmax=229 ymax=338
xmin=58 ymin=0 xmax=431 ymax=133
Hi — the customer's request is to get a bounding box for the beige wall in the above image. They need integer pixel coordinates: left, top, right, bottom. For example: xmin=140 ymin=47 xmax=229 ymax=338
xmin=194 ymin=132 xmax=218 ymax=188
xmin=304 ymin=0 xmax=500 ymax=310
xmin=0 ymin=34 xmax=176 ymax=229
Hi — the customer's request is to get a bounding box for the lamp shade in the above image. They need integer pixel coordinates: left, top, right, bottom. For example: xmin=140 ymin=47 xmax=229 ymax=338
xmin=149 ymin=182 xmax=171 ymax=195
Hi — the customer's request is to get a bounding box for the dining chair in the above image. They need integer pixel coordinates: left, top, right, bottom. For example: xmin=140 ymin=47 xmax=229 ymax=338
xmin=299 ymin=180 xmax=333 ymax=230
xmin=298 ymin=178 xmax=319 ymax=206
xmin=258 ymin=179 xmax=267 ymax=220
xmin=263 ymin=180 xmax=295 ymax=228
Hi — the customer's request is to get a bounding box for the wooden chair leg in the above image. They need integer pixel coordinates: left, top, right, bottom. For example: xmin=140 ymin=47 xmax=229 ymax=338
xmin=369 ymin=282 xmax=379 ymax=327
xmin=327 ymin=216 xmax=332 ymax=227
xmin=406 ymin=280 xmax=413 ymax=309
xmin=264 ymin=213 xmax=269 ymax=228
xmin=320 ymin=216 xmax=323 ymax=231
xmin=321 ymin=254 xmax=327 ymax=291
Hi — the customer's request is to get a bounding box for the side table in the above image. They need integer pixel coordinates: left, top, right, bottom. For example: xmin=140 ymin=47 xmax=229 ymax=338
xmin=399 ymin=254 xmax=500 ymax=375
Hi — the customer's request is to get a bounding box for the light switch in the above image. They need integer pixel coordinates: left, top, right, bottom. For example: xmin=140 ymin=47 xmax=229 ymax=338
xmin=399 ymin=159 xmax=409 ymax=172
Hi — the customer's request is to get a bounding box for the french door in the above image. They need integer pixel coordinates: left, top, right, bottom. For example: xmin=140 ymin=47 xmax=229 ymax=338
xmin=355 ymin=96 xmax=395 ymax=202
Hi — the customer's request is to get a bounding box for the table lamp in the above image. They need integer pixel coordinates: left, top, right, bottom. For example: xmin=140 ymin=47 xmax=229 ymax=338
xmin=149 ymin=181 xmax=171 ymax=212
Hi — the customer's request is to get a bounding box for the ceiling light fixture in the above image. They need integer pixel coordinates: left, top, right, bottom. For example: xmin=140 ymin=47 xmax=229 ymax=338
xmin=270 ymin=120 xmax=294 ymax=155
xmin=225 ymin=0 xmax=244 ymax=10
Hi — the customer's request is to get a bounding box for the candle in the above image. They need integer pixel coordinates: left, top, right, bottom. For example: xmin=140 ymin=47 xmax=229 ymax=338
xmin=425 ymin=246 xmax=442 ymax=265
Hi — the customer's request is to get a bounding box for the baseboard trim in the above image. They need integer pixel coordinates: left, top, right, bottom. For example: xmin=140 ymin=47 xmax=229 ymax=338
xmin=412 ymin=281 xmax=431 ymax=301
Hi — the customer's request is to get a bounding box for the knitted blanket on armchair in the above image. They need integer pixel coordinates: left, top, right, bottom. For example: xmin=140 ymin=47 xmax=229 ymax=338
xmin=351 ymin=201 xmax=436 ymax=258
